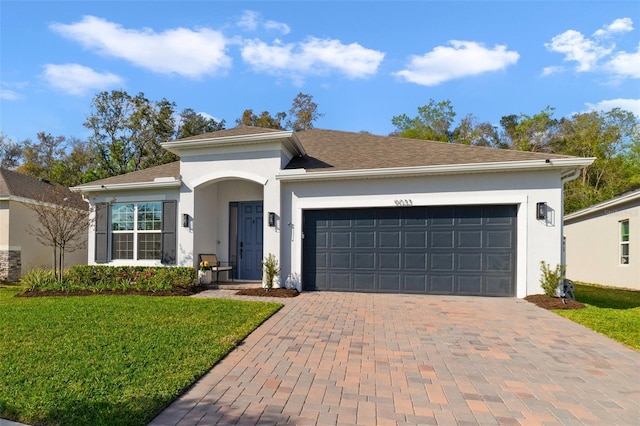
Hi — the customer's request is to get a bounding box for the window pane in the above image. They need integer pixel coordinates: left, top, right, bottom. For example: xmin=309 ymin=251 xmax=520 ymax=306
xmin=112 ymin=204 xmax=134 ymax=231
xmin=112 ymin=233 xmax=134 ymax=259
xmin=621 ymin=221 xmax=629 ymax=242
xmin=138 ymin=202 xmax=162 ymax=231
xmin=137 ymin=233 xmax=161 ymax=260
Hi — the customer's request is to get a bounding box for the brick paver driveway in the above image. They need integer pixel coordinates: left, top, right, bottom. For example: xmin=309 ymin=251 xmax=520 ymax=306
xmin=150 ymin=291 xmax=639 ymax=425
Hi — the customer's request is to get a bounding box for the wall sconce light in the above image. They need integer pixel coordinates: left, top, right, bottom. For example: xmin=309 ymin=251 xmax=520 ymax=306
xmin=268 ymin=212 xmax=276 ymax=227
xmin=182 ymin=213 xmax=189 ymax=228
xmin=536 ymin=202 xmax=547 ymax=220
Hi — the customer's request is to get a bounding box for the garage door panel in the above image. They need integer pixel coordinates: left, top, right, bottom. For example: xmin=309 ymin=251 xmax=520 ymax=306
xmin=354 ymin=274 xmax=375 ymax=290
xmin=458 ymin=253 xmax=482 ymax=271
xmin=354 ymin=253 xmax=375 ymax=269
xmin=379 ymin=253 xmax=401 ymax=270
xmin=431 ymin=253 xmax=454 ymax=271
xmin=379 ymin=275 xmax=401 ymax=291
xmin=303 ymin=205 xmax=516 ymax=296
xmin=459 ymin=231 xmax=482 ymax=248
xmin=430 ymin=275 xmax=455 ymax=293
xmin=379 ymin=231 xmax=401 ymax=248
xmin=431 ymin=231 xmax=454 ymax=248
xmin=404 ymin=253 xmax=426 ymax=269
xmin=457 ymin=276 xmax=482 ymax=294
xmin=486 ymin=230 xmax=514 ymax=248
xmin=355 ymin=232 xmax=375 ymax=248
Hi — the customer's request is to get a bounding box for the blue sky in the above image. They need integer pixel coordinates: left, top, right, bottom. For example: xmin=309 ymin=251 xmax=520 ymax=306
xmin=1 ymin=1 xmax=639 ymax=142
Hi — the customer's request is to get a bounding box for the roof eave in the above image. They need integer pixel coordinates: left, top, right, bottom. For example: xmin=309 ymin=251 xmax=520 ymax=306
xmin=72 ymin=179 xmax=181 ymax=193
xmin=564 ymin=189 xmax=640 ymax=221
xmin=161 ymin=131 xmax=305 ymax=156
xmin=277 ymin=157 xmax=596 ymax=182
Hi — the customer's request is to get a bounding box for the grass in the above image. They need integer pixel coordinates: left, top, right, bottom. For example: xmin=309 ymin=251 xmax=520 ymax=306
xmin=0 ymin=287 xmax=282 ymax=426
xmin=555 ymin=282 xmax=640 ymax=350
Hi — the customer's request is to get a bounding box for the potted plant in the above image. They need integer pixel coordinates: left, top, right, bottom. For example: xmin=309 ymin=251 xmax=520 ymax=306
xmin=199 ymin=260 xmax=212 ymax=285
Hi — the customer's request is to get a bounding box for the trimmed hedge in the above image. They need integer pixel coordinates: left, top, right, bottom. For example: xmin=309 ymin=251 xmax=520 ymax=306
xmin=21 ymin=265 xmax=197 ymax=293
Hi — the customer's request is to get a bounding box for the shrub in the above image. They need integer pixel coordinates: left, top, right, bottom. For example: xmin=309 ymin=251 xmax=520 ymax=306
xmin=20 ymin=269 xmax=59 ymax=291
xmin=262 ymin=253 xmax=280 ymax=291
xmin=539 ymin=261 xmax=566 ymax=297
xmin=24 ymin=265 xmax=197 ymax=294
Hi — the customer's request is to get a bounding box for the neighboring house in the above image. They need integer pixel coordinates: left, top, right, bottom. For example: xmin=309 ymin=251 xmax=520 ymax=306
xmin=73 ymin=127 xmax=594 ymax=297
xmin=0 ymin=168 xmax=88 ymax=281
xmin=564 ymin=188 xmax=640 ymax=289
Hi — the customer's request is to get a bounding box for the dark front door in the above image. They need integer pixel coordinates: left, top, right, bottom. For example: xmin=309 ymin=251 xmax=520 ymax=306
xmin=238 ymin=201 xmax=263 ymax=280
xmin=302 ymin=205 xmax=517 ymax=296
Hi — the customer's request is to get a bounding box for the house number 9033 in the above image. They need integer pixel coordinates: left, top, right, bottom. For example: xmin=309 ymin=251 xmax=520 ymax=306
xmin=394 ymin=199 xmax=413 ymax=206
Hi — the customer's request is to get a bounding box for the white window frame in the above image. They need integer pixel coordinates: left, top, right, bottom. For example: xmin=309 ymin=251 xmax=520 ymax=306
xmin=111 ymin=202 xmax=162 ymax=261
xmin=620 ymin=219 xmax=629 ymax=265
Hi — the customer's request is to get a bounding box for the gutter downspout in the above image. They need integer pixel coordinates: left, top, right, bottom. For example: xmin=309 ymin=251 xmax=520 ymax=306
xmin=560 ymin=168 xmax=583 ymax=279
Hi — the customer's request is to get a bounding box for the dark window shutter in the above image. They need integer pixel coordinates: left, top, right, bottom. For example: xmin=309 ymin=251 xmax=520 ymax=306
xmin=95 ymin=202 xmax=109 ymax=263
xmin=161 ymin=200 xmax=177 ymax=264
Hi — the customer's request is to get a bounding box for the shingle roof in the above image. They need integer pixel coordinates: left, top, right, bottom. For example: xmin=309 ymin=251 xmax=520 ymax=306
xmin=287 ymin=129 xmax=573 ymax=172
xmin=177 ymin=126 xmax=284 ymax=142
xmin=76 ymin=127 xmax=577 ymax=187
xmin=76 ymin=161 xmax=181 ymax=187
xmin=0 ymin=168 xmax=87 ymax=209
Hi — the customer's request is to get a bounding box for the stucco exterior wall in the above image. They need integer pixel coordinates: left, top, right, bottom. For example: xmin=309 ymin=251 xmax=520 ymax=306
xmin=565 ymin=204 xmax=639 ymax=289
xmin=0 ymin=200 xmax=87 ymax=280
xmin=279 ymin=170 xmax=565 ymax=298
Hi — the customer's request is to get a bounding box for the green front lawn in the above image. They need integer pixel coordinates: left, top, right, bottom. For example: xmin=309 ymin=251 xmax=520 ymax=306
xmin=555 ymin=283 xmax=640 ymax=350
xmin=0 ymin=287 xmax=282 ymax=426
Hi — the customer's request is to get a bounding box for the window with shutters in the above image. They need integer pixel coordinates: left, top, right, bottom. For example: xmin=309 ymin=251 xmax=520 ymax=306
xmin=111 ymin=202 xmax=162 ymax=260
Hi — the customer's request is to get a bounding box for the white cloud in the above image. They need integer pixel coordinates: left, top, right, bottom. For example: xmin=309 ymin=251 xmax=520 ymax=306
xmin=606 ymin=44 xmax=640 ymax=78
xmin=0 ymin=89 xmax=21 ymax=100
xmin=241 ymin=37 xmax=385 ymax=82
xmin=545 ymin=30 xmax=611 ymax=72
xmin=50 ymin=16 xmax=232 ymax=78
xmin=545 ymin=17 xmax=637 ymax=79
xmin=42 ymin=63 xmax=123 ymax=96
xmin=585 ymin=98 xmax=640 ymax=117
xmin=237 ymin=11 xmax=290 ymax=35
xmin=237 ymin=11 xmax=259 ymax=31
xmin=594 ymin=17 xmax=633 ymax=37
xmin=264 ymin=20 xmax=290 ymax=35
xmin=394 ymin=41 xmax=519 ymax=86
xmin=541 ymin=65 xmax=565 ymax=76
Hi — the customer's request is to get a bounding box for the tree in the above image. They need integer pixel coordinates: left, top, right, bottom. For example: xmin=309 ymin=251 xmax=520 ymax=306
xmin=84 ymin=90 xmax=178 ymax=179
xmin=0 ymin=133 xmax=22 ymax=169
xmin=451 ymin=114 xmax=500 ymax=147
xmin=23 ymin=184 xmax=90 ymax=281
xmin=176 ymin=108 xmax=225 ymax=139
xmin=498 ymin=107 xmax=560 ymax=152
xmin=391 ymin=99 xmax=456 ymax=142
xmin=16 ymin=132 xmax=66 ymax=181
xmin=286 ymin=92 xmax=324 ymax=131
xmin=236 ymin=109 xmax=286 ymax=129
xmin=557 ymin=108 xmax=639 ymax=212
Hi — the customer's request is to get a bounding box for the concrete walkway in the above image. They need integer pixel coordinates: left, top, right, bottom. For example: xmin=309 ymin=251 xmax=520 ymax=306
xmin=150 ymin=291 xmax=640 ymax=425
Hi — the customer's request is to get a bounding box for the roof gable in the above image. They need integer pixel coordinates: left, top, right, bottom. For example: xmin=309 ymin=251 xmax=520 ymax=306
xmin=0 ymin=168 xmax=86 ymax=209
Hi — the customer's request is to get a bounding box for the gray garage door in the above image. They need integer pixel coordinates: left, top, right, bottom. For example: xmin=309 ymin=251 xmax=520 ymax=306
xmin=302 ymin=205 xmax=517 ymax=296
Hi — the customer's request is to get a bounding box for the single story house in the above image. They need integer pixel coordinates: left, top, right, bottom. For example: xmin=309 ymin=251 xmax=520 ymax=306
xmin=0 ymin=168 xmax=88 ymax=281
xmin=564 ymin=188 xmax=639 ymax=289
xmin=73 ymin=127 xmax=594 ymax=297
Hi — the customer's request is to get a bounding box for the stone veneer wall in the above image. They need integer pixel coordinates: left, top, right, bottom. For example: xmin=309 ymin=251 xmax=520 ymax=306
xmin=0 ymin=249 xmax=21 ymax=282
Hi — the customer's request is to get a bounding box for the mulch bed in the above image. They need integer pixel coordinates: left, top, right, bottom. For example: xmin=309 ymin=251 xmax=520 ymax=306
xmin=524 ymin=294 xmax=585 ymax=310
xmin=235 ymin=288 xmax=299 ymax=298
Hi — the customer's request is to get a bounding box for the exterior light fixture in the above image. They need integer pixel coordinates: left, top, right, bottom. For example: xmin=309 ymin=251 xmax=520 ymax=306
xmin=536 ymin=202 xmax=547 ymax=220
xmin=268 ymin=212 xmax=276 ymax=227
xmin=182 ymin=214 xmax=189 ymax=228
